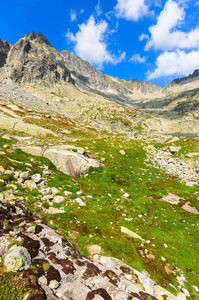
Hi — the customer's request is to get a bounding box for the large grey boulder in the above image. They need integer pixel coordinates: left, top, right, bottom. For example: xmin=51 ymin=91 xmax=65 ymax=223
xmin=4 ymin=245 xmax=31 ymax=272
xmin=43 ymin=148 xmax=100 ymax=177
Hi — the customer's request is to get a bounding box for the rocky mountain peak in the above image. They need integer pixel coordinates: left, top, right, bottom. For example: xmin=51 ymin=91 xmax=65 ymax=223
xmin=5 ymin=32 xmax=73 ymax=85
xmin=25 ymin=31 xmax=51 ymax=46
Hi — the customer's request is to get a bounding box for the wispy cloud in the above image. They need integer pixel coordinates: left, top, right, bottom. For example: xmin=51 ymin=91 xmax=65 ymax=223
xmin=130 ymin=54 xmax=147 ymax=63
xmin=95 ymin=0 xmax=103 ymax=17
xmin=66 ymin=15 xmax=126 ymax=69
xmin=147 ymin=49 xmax=199 ymax=79
xmin=139 ymin=33 xmax=149 ymax=41
xmin=114 ymin=0 xmax=152 ymax=21
xmin=70 ymin=9 xmax=77 ymax=22
xmin=80 ymin=8 xmax=85 ymax=14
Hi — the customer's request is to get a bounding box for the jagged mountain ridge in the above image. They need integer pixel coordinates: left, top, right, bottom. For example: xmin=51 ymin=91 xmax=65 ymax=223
xmin=0 ymin=31 xmax=199 ymax=101
xmin=0 ymin=31 xmax=199 ymax=124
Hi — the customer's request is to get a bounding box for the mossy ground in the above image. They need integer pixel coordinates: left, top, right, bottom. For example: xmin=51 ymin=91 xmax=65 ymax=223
xmin=0 ymin=261 xmax=30 ymax=300
xmin=0 ymin=110 xmax=199 ymax=299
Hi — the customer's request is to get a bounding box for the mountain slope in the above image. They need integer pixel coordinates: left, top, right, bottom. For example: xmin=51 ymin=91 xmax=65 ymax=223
xmin=0 ymin=31 xmax=199 ymax=132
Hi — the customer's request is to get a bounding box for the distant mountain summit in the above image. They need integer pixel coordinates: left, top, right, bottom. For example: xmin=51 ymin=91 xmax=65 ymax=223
xmin=171 ymin=69 xmax=199 ymax=85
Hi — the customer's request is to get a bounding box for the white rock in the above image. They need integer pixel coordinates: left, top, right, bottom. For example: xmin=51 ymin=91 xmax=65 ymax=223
xmin=123 ymin=193 xmax=129 ymax=198
xmin=121 ymin=226 xmax=144 ymax=241
xmin=38 ymin=275 xmax=47 ymax=285
xmin=47 ymin=207 xmax=65 ymax=214
xmin=119 ymin=150 xmax=125 ymax=155
xmin=64 ymin=190 xmax=72 ymax=196
xmin=53 ymin=196 xmax=65 ymax=204
xmin=75 ymin=198 xmax=86 ymax=206
xmin=31 ymin=173 xmax=42 ymax=183
xmin=181 ymin=288 xmax=190 ymax=297
xmin=49 ymin=280 xmax=60 ymax=289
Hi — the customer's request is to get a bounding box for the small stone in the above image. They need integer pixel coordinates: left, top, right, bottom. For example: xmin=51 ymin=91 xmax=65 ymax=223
xmin=53 ymin=196 xmax=65 ymax=203
xmin=168 ymin=146 xmax=181 ymax=154
xmin=161 ymin=257 xmax=166 ymax=261
xmin=38 ymin=275 xmax=47 ymax=285
xmin=76 ymin=190 xmax=82 ymax=195
xmin=186 ymin=181 xmax=198 ymax=187
xmin=193 ymin=286 xmax=199 ymax=293
xmin=25 ymin=180 xmax=37 ymax=190
xmin=4 ymin=170 xmax=12 ymax=175
xmin=43 ymin=170 xmax=50 ymax=176
xmin=64 ymin=190 xmax=72 ymax=196
xmin=182 ymin=288 xmax=190 ymax=297
xmin=47 ymin=207 xmax=65 ymax=214
xmin=146 ymin=253 xmax=155 ymax=260
xmin=121 ymin=226 xmax=144 ymax=241
xmin=51 ymin=187 xmax=60 ymax=195
xmin=119 ymin=150 xmax=125 ymax=155
xmin=0 ymin=166 xmax=5 ymax=173
xmin=87 ymin=245 xmax=102 ymax=256
xmin=49 ymin=280 xmax=60 ymax=289
xmin=20 ymin=171 xmax=30 ymax=180
xmin=31 ymin=173 xmax=42 ymax=184
xmin=123 ymin=193 xmax=129 ymax=198
xmin=75 ymin=197 xmax=86 ymax=206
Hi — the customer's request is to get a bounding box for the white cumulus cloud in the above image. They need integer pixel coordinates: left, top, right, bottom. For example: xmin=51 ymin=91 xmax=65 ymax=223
xmin=66 ymin=16 xmax=126 ymax=69
xmin=130 ymin=54 xmax=147 ymax=63
xmin=145 ymin=0 xmax=199 ymax=51
xmin=114 ymin=0 xmax=151 ymax=21
xmin=147 ymin=49 xmax=199 ymax=79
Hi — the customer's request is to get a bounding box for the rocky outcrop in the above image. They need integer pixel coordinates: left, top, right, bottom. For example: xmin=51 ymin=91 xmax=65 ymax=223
xmin=0 ymin=201 xmax=187 ymax=300
xmin=0 ymin=113 xmax=54 ymax=136
xmin=0 ymin=39 xmax=10 ymax=67
xmin=144 ymin=145 xmax=199 ymax=184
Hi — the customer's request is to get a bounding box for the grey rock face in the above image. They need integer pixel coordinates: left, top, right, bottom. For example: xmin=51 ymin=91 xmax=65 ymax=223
xmin=61 ymin=50 xmax=162 ymax=98
xmin=6 ymin=31 xmax=74 ymax=85
xmin=0 ymin=39 xmax=10 ymax=67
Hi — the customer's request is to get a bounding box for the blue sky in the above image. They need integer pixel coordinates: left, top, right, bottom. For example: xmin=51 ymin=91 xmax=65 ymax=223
xmin=0 ymin=0 xmax=199 ymax=87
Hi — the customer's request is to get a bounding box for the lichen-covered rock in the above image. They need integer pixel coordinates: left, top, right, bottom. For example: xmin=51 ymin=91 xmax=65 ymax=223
xmin=4 ymin=245 xmax=31 ymax=272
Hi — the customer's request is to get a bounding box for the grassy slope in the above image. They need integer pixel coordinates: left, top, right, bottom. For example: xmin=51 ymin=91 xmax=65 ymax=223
xmin=0 ymin=112 xmax=199 ymax=299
